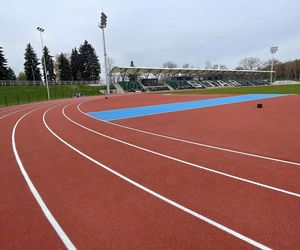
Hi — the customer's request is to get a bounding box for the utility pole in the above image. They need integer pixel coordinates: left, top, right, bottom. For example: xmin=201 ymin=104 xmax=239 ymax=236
xmin=37 ymin=27 xmax=50 ymax=100
xmin=98 ymin=12 xmax=110 ymax=94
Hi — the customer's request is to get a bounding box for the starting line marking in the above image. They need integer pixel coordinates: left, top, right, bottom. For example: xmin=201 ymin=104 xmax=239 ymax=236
xmin=43 ymin=105 xmax=272 ymax=250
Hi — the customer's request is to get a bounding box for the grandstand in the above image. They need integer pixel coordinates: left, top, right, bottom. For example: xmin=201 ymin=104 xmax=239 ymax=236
xmin=110 ymin=66 xmax=273 ymax=93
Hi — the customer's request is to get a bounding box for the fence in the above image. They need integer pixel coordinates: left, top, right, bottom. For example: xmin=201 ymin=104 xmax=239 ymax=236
xmin=0 ymin=91 xmax=77 ymax=107
xmin=0 ymin=80 xmax=103 ymax=86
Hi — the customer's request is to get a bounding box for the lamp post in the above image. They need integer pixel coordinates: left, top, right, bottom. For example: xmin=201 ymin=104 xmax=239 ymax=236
xmin=270 ymin=46 xmax=278 ymax=84
xmin=37 ymin=27 xmax=50 ymax=100
xmin=98 ymin=12 xmax=110 ymax=94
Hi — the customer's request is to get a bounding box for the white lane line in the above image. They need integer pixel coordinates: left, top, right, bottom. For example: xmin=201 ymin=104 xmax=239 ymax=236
xmin=0 ymin=106 xmax=35 ymax=120
xmin=0 ymin=105 xmax=26 ymax=113
xmin=77 ymin=102 xmax=300 ymax=167
xmin=44 ymin=105 xmax=271 ymax=250
xmin=66 ymin=104 xmax=300 ymax=198
xmin=0 ymin=102 xmax=44 ymax=114
xmin=12 ymin=104 xmax=76 ymax=250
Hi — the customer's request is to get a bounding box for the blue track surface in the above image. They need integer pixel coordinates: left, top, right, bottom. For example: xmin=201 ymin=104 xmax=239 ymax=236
xmin=88 ymin=94 xmax=285 ymax=121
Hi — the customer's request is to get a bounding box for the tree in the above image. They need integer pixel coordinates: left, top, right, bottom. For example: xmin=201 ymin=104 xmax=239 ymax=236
xmin=163 ymin=61 xmax=177 ymax=68
xmin=7 ymin=67 xmax=16 ymax=80
xmin=182 ymin=63 xmax=190 ymax=68
xmin=130 ymin=60 xmax=135 ymax=67
xmin=70 ymin=47 xmax=81 ymax=80
xmin=0 ymin=47 xmax=8 ymax=80
xmin=205 ymin=61 xmax=212 ymax=69
xmin=219 ymin=64 xmax=228 ymax=70
xmin=42 ymin=46 xmax=56 ymax=81
xmin=57 ymin=53 xmax=72 ymax=81
xmin=261 ymin=59 xmax=280 ymax=71
xmin=239 ymin=57 xmax=262 ymax=70
xmin=24 ymin=43 xmax=41 ymax=81
xmin=17 ymin=72 xmax=26 ymax=80
xmin=78 ymin=40 xmax=101 ymax=81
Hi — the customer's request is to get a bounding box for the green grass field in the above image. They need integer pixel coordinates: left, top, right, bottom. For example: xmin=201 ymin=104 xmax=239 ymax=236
xmin=0 ymin=85 xmax=106 ymax=106
xmin=168 ymin=84 xmax=300 ymax=95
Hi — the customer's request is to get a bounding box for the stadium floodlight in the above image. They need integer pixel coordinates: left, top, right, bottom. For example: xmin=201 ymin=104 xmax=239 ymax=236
xmin=37 ymin=26 xmax=50 ymax=100
xmin=270 ymin=46 xmax=278 ymax=84
xmin=98 ymin=12 xmax=110 ymax=94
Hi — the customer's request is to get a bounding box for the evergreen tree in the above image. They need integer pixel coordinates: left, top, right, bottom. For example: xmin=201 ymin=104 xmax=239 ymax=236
xmin=70 ymin=47 xmax=81 ymax=80
xmin=0 ymin=47 xmax=9 ymax=80
xmin=57 ymin=53 xmax=72 ymax=81
xmin=7 ymin=67 xmax=16 ymax=80
xmin=24 ymin=43 xmax=41 ymax=81
xmin=42 ymin=46 xmax=56 ymax=81
xmin=130 ymin=60 xmax=135 ymax=67
xmin=78 ymin=40 xmax=101 ymax=81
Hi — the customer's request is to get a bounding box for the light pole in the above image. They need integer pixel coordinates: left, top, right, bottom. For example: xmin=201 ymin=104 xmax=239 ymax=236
xmin=270 ymin=46 xmax=278 ymax=84
xmin=37 ymin=26 xmax=50 ymax=100
xmin=98 ymin=12 xmax=110 ymax=94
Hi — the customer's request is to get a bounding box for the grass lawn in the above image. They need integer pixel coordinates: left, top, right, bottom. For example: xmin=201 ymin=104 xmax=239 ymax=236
xmin=167 ymin=84 xmax=300 ymax=95
xmin=0 ymin=85 xmax=106 ymax=106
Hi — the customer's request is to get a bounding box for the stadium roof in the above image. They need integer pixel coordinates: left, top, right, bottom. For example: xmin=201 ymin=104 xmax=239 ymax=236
xmin=110 ymin=66 xmax=273 ymax=76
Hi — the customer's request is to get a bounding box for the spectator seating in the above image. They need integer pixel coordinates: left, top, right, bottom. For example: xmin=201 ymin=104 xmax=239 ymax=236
xmin=118 ymin=81 xmax=142 ymax=92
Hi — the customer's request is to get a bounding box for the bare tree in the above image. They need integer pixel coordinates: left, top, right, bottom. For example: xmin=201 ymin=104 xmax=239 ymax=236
xmin=219 ymin=64 xmax=228 ymax=70
xmin=163 ymin=61 xmax=177 ymax=68
xmin=239 ymin=57 xmax=262 ymax=70
xmin=205 ymin=61 xmax=212 ymax=69
xmin=182 ymin=63 xmax=190 ymax=68
xmin=261 ymin=59 xmax=280 ymax=71
xmin=212 ymin=64 xmax=219 ymax=69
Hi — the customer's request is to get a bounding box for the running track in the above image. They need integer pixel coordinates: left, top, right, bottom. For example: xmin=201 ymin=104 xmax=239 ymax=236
xmin=1 ymin=93 xmax=300 ymax=249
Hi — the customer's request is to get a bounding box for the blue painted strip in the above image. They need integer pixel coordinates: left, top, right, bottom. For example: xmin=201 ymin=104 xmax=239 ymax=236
xmin=89 ymin=94 xmax=286 ymax=121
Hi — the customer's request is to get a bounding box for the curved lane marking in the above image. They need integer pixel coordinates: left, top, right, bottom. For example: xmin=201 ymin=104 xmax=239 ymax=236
xmin=0 ymin=106 xmax=35 ymax=120
xmin=69 ymin=103 xmax=300 ymax=198
xmin=44 ymin=104 xmax=271 ymax=250
xmin=78 ymin=101 xmax=300 ymax=167
xmin=12 ymin=104 xmax=76 ymax=250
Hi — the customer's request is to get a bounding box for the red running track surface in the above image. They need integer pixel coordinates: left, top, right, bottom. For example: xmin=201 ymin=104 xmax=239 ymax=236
xmin=1 ymin=93 xmax=300 ymax=249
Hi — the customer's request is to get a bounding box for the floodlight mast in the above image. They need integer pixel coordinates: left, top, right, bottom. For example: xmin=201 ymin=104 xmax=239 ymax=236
xmin=37 ymin=27 xmax=50 ymax=100
xmin=99 ymin=12 xmax=110 ymax=94
xmin=270 ymin=46 xmax=278 ymax=84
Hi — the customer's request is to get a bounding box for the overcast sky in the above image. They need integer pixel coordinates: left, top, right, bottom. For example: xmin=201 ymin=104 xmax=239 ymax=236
xmin=1 ymin=0 xmax=300 ymax=75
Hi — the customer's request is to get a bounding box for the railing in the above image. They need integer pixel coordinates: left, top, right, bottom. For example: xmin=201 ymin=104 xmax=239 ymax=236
xmin=0 ymin=80 xmax=104 ymax=86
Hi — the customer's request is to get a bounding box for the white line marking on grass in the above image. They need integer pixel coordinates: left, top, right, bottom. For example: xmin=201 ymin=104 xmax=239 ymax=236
xmin=70 ymin=103 xmax=300 ymax=198
xmin=43 ymin=105 xmax=272 ymax=250
xmin=77 ymin=102 xmax=300 ymax=167
xmin=12 ymin=104 xmax=76 ymax=250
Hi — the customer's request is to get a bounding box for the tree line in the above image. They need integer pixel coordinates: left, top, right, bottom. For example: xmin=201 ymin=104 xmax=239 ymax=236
xmin=235 ymin=57 xmax=300 ymax=80
xmin=1 ymin=45 xmax=300 ymax=81
xmin=162 ymin=57 xmax=300 ymax=81
xmin=0 ymin=47 xmax=17 ymax=80
xmin=0 ymin=40 xmax=101 ymax=81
